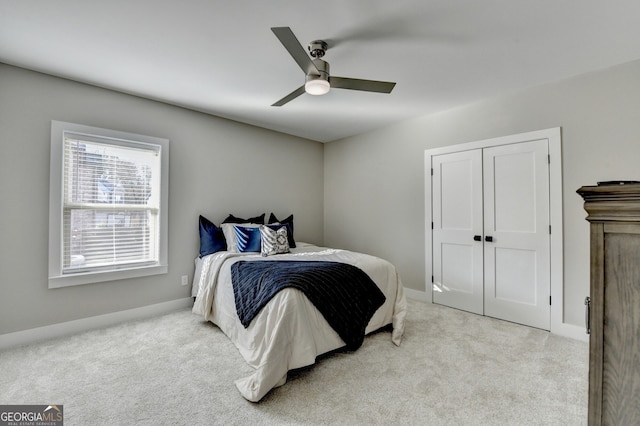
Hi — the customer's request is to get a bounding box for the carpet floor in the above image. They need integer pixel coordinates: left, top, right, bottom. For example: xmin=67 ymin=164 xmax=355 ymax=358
xmin=0 ymin=299 xmax=588 ymax=425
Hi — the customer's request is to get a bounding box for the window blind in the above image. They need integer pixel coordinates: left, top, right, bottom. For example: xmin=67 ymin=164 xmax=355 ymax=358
xmin=62 ymin=135 xmax=161 ymax=274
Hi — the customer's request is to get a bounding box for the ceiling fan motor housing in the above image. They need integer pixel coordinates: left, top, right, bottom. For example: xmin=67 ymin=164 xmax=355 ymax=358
xmin=309 ymin=58 xmax=329 ymax=80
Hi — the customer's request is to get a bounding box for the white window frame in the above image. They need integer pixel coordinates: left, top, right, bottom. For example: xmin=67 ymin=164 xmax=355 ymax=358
xmin=48 ymin=121 xmax=169 ymax=288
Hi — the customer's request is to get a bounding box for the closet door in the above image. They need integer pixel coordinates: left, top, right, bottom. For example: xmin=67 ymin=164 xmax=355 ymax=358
xmin=431 ymin=139 xmax=551 ymax=330
xmin=482 ymin=139 xmax=551 ymax=330
xmin=432 ymin=150 xmax=484 ymax=315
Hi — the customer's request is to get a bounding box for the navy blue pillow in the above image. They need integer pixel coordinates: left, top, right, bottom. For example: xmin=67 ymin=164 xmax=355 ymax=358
xmin=223 ymin=213 xmax=265 ymax=224
xmin=199 ymin=215 xmax=227 ymax=257
xmin=234 ymin=226 xmax=263 ymax=252
xmin=268 ymin=213 xmax=296 ymax=248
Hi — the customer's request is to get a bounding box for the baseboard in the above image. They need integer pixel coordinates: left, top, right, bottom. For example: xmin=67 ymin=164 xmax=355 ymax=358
xmin=552 ymin=321 xmax=589 ymax=343
xmin=404 ymin=288 xmax=430 ymax=303
xmin=0 ymin=298 xmax=193 ymax=351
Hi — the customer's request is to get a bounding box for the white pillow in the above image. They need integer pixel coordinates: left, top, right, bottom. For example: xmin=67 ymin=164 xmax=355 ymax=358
xmin=221 ymin=223 xmax=261 ymax=252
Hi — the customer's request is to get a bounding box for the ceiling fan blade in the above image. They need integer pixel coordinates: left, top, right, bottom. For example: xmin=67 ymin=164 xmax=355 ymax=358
xmin=330 ymin=76 xmax=396 ymax=93
xmin=271 ymin=85 xmax=306 ymax=107
xmin=271 ymin=27 xmax=318 ymax=75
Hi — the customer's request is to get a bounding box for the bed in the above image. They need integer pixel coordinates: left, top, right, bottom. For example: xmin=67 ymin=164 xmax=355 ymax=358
xmin=191 ymin=215 xmax=407 ymax=402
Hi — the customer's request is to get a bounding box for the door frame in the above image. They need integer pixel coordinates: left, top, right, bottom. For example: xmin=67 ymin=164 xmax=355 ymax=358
xmin=425 ymin=128 xmax=569 ymax=336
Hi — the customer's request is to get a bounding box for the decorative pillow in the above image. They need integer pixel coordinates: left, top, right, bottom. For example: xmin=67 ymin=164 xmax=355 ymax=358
xmin=222 ymin=223 xmax=261 ymax=252
xmin=198 ymin=215 xmax=226 ymax=257
xmin=222 ymin=213 xmax=265 ymax=224
xmin=260 ymin=225 xmax=290 ymax=256
xmin=234 ymin=226 xmax=263 ymax=253
xmin=267 ymin=213 xmax=296 ymax=248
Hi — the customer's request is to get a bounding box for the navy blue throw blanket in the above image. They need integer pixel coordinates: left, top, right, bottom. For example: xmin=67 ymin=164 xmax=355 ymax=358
xmin=231 ymin=260 xmax=386 ymax=350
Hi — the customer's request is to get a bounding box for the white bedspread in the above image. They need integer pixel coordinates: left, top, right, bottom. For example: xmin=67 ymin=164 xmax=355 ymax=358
xmin=192 ymin=243 xmax=407 ymax=402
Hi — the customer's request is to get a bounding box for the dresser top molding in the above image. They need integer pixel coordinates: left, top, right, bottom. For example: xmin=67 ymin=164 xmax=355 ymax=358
xmin=577 ymin=183 xmax=640 ymax=222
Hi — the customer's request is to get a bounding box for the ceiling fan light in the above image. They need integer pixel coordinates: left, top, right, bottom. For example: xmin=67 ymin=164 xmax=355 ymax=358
xmin=305 ymin=78 xmax=330 ymax=95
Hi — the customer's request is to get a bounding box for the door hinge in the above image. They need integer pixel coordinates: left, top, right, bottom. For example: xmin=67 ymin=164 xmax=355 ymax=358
xmin=431 ymin=221 xmax=434 ymax=230
xmin=431 ymin=167 xmax=434 ymax=176
xmin=431 ymin=275 xmax=434 ymax=283
xmin=548 ymin=154 xmax=550 ymax=164
xmin=549 ymin=225 xmax=552 ymax=234
xmin=549 ymin=296 xmax=552 ymax=306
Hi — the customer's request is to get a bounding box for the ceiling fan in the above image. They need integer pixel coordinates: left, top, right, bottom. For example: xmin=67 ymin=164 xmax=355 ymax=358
xmin=270 ymin=27 xmax=397 ymax=107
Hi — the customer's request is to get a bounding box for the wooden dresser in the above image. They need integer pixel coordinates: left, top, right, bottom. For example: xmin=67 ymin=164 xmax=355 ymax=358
xmin=577 ymin=183 xmax=640 ymax=426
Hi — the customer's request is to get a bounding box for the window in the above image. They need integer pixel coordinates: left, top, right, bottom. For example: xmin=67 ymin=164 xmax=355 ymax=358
xmin=49 ymin=121 xmax=168 ymax=288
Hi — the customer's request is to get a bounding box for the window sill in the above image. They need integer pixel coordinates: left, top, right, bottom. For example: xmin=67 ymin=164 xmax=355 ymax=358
xmin=48 ymin=264 xmax=168 ymax=289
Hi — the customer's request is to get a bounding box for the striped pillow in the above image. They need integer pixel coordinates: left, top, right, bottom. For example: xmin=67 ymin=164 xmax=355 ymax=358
xmin=260 ymin=225 xmax=290 ymax=256
xmin=234 ymin=226 xmax=262 ymax=253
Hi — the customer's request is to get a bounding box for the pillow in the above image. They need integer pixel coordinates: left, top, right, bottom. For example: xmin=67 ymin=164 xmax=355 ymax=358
xmin=222 ymin=223 xmax=261 ymax=252
xmin=234 ymin=226 xmax=262 ymax=253
xmin=267 ymin=213 xmax=296 ymax=248
xmin=260 ymin=225 xmax=290 ymax=256
xmin=198 ymin=215 xmax=226 ymax=257
xmin=222 ymin=213 xmax=265 ymax=224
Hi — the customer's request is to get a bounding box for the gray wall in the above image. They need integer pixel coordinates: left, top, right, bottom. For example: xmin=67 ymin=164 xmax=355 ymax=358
xmin=0 ymin=64 xmax=324 ymax=335
xmin=324 ymin=58 xmax=640 ymax=327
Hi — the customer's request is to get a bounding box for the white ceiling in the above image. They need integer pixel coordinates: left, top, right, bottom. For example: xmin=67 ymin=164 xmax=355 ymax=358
xmin=2 ymin=1 xmax=640 ymax=142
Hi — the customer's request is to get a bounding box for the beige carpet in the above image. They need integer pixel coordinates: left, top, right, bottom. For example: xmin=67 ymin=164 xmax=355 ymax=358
xmin=0 ymin=299 xmax=588 ymax=425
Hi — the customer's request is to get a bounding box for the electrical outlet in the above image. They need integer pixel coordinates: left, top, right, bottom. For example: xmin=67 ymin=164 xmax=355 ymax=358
xmin=181 ymin=275 xmax=189 ymax=286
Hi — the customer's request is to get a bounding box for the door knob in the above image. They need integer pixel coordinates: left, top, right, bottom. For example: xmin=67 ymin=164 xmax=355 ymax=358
xmin=485 ymin=236 xmax=494 ymax=242
xmin=473 ymin=235 xmax=482 ymax=241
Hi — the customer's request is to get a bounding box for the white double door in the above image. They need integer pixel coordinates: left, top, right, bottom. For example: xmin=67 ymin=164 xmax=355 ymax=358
xmin=432 ymin=139 xmax=550 ymax=330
